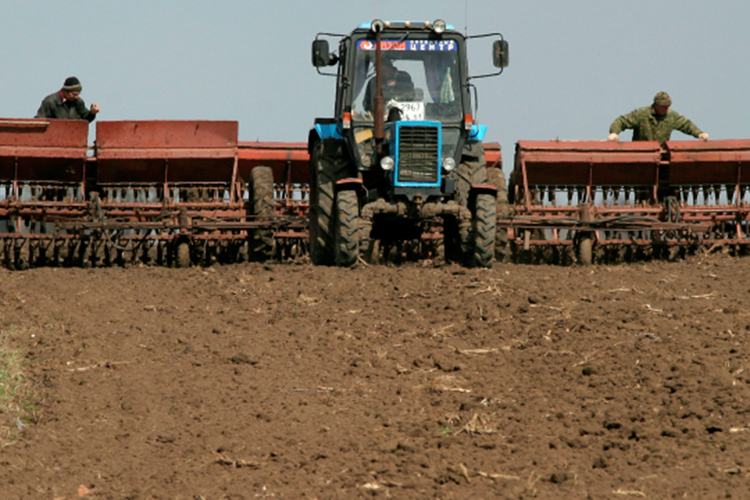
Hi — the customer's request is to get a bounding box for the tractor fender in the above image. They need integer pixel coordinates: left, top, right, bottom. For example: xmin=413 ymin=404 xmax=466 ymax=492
xmin=315 ymin=123 xmax=344 ymax=141
xmin=335 ymin=178 xmax=363 ymax=193
xmin=469 ymin=183 xmax=498 ymax=209
xmin=308 ymin=122 xmax=344 ymax=154
xmin=470 ymin=182 xmax=498 ymax=196
xmin=307 ymin=128 xmax=319 ymax=155
xmin=467 ymin=124 xmax=488 ymax=143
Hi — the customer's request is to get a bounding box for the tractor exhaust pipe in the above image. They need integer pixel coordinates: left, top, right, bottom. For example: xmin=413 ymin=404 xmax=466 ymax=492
xmin=372 ymin=20 xmax=385 ymax=150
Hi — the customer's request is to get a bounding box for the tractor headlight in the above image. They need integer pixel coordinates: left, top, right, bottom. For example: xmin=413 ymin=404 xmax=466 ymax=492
xmin=433 ymin=20 xmax=447 ymax=34
xmin=380 ymin=156 xmax=395 ymax=171
xmin=442 ymin=157 xmax=456 ymax=172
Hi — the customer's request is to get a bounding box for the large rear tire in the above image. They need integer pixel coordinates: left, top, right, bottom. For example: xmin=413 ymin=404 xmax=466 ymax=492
xmin=310 ymin=139 xmax=350 ymax=265
xmin=250 ymin=166 xmax=275 ymax=261
xmin=448 ymin=141 xmax=488 ymax=266
xmin=488 ymin=167 xmax=511 ymax=263
xmin=472 ymin=193 xmax=496 ymax=268
xmin=455 ymin=142 xmax=488 ymax=208
xmin=335 ymin=190 xmax=360 ymax=267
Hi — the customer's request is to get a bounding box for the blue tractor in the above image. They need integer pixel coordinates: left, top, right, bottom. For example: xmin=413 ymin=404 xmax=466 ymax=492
xmin=309 ymin=19 xmax=509 ymax=267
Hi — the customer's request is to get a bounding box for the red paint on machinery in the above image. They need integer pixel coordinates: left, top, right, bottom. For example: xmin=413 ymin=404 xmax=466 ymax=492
xmin=3 ymin=117 xmax=748 ymax=267
xmin=504 ymin=139 xmax=750 ymax=263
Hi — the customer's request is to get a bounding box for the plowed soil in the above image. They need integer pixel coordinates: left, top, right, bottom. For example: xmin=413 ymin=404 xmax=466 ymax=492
xmin=1 ymin=253 xmax=749 ymax=499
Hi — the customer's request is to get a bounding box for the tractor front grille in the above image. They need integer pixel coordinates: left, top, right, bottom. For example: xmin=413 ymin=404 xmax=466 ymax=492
xmin=396 ymin=126 xmax=439 ymax=184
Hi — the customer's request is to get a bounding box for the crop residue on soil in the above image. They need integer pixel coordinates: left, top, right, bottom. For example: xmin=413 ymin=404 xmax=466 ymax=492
xmin=1 ymin=254 xmax=749 ymax=499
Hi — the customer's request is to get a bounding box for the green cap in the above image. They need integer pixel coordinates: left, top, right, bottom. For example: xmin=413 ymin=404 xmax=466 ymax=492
xmin=653 ymin=91 xmax=672 ymax=107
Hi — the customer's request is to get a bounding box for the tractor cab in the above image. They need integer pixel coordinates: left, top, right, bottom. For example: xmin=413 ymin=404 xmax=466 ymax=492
xmin=348 ymin=30 xmax=464 ymax=179
xmin=313 ymin=20 xmax=508 ymax=184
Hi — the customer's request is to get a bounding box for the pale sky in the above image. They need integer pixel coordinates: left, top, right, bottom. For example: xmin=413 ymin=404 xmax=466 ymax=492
xmin=3 ymin=0 xmax=748 ymax=172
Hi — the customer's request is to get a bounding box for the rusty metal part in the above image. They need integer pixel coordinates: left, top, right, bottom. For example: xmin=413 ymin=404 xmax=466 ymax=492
xmin=506 ymin=139 xmax=750 ymax=263
xmin=0 ymin=120 xmax=311 ymax=267
xmin=0 ymin=118 xmax=90 ymax=268
xmin=24 ymin=114 xmax=745 ymax=269
xmin=484 ymin=142 xmax=502 ymax=170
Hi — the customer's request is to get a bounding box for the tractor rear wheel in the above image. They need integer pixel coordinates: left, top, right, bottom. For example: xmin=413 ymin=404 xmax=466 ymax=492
xmin=455 ymin=142 xmax=488 ymax=208
xmin=472 ymin=193 xmax=497 ymax=268
xmin=488 ymin=167 xmax=511 ymax=263
xmin=310 ymin=139 xmax=350 ymax=265
xmin=335 ymin=190 xmax=360 ymax=267
xmin=250 ymin=166 xmax=275 ymax=261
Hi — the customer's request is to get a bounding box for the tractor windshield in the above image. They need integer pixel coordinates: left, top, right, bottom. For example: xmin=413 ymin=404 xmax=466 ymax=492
xmin=350 ymin=37 xmax=462 ymax=124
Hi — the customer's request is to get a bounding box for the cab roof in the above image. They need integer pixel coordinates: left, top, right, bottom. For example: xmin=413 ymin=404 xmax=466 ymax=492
xmin=357 ymin=21 xmax=457 ymax=31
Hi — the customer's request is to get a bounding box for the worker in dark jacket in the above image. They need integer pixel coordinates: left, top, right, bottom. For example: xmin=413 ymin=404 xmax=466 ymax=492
xmin=608 ymin=91 xmax=708 ymax=146
xmin=35 ymin=76 xmax=100 ymax=122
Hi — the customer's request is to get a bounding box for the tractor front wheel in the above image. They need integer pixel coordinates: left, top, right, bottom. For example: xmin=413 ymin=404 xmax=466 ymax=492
xmin=472 ymin=193 xmax=497 ymax=268
xmin=334 ymin=190 xmax=360 ymax=267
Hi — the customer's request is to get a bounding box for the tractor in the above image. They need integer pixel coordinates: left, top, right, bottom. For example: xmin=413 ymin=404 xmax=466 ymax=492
xmin=309 ymin=19 xmax=509 ymax=267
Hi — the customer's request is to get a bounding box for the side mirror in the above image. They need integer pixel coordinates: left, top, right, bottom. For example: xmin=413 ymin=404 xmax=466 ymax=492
xmin=493 ymin=40 xmax=509 ymax=68
xmin=312 ymin=40 xmax=332 ymax=67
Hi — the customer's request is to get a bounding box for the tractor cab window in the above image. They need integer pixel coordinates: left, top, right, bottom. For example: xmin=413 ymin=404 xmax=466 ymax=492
xmin=350 ymin=38 xmax=461 ymax=124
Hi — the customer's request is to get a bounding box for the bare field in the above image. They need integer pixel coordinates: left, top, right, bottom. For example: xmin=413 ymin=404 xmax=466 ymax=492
xmin=1 ymin=254 xmax=749 ymax=499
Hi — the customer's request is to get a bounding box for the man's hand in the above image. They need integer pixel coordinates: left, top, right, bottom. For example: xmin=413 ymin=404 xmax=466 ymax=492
xmin=698 ymin=132 xmax=709 ymax=141
xmin=90 ymin=103 xmax=100 ymax=115
xmin=607 ymin=133 xmax=619 ymax=142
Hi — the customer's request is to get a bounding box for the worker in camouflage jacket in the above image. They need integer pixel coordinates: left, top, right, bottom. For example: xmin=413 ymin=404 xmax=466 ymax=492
xmin=608 ymin=91 xmax=708 ymax=146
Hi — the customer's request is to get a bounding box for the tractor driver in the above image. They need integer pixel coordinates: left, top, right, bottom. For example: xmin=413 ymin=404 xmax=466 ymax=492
xmin=363 ymin=59 xmax=415 ymax=114
xmin=607 ymin=91 xmax=708 ymax=147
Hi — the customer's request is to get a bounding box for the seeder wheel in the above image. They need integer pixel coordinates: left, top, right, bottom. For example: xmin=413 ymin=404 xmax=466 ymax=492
xmin=250 ymin=166 xmax=275 ymax=261
xmin=578 ymin=236 xmax=593 ymax=265
xmin=175 ymin=241 xmax=191 ymax=268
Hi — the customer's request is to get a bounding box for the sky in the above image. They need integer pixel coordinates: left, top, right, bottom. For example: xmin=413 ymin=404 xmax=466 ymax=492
xmin=2 ymin=0 xmax=749 ymax=173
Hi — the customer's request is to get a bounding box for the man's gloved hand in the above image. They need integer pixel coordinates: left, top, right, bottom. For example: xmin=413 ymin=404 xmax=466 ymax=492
xmin=607 ymin=133 xmax=619 ymax=142
xmin=698 ymin=133 xmax=709 ymax=141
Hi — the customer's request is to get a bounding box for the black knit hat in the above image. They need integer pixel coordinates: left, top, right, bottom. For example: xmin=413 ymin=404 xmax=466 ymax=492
xmin=62 ymin=76 xmax=82 ymax=92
